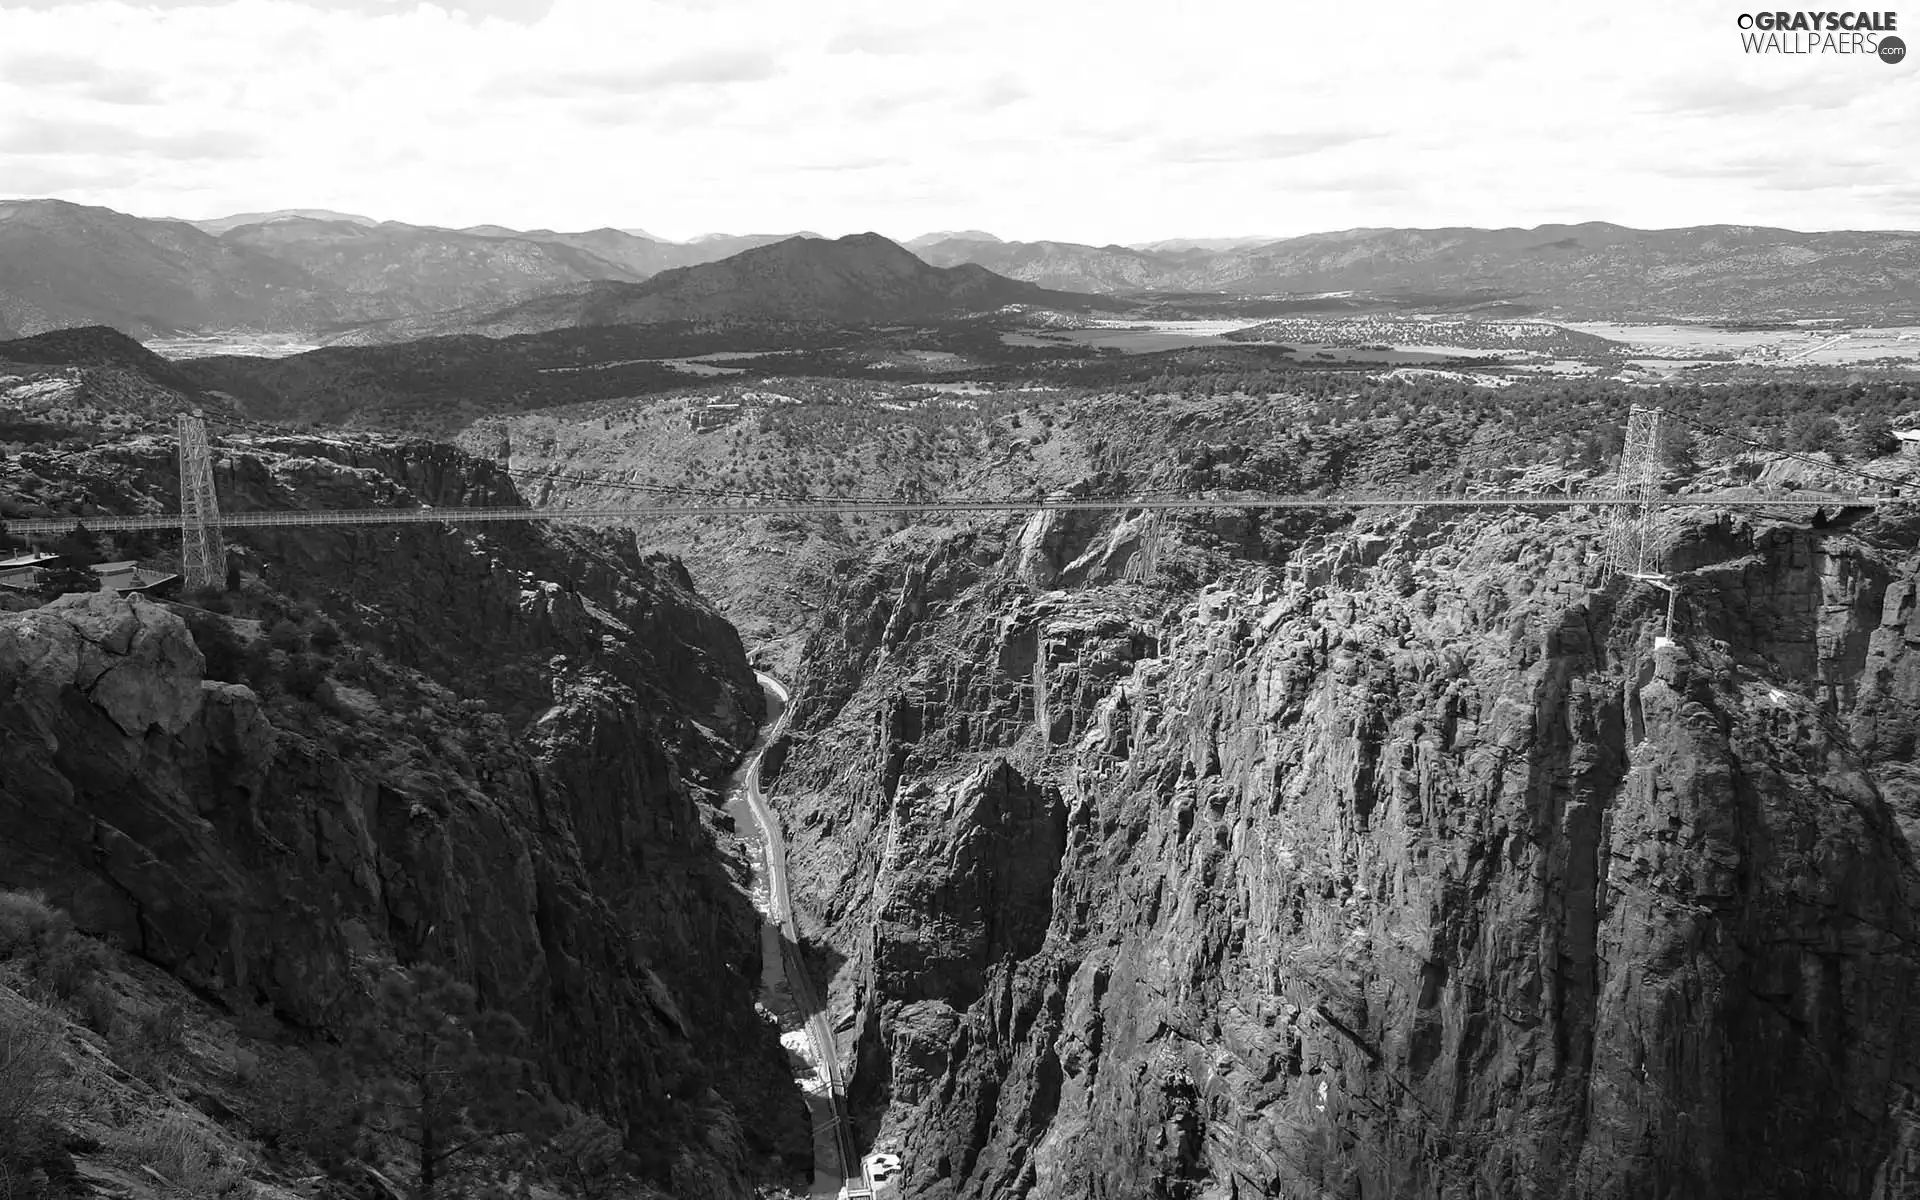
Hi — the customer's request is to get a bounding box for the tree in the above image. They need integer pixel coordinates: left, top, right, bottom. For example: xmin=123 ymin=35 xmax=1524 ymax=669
xmin=539 ymin=1108 xmax=632 ymax=1200
xmin=50 ymin=526 xmax=101 ymax=570
xmin=1852 ymin=412 xmax=1899 ymax=460
xmin=348 ymin=964 xmax=551 ymax=1200
xmin=36 ymin=563 xmax=99 ymax=599
xmin=1786 ymin=411 xmax=1840 ymax=454
xmin=1656 ymin=422 xmax=1698 ymax=476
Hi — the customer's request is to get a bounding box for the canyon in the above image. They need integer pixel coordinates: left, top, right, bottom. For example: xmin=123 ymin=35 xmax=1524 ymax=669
xmin=758 ymin=498 xmax=1920 ymax=1198
xmin=7 ymin=337 xmax=1920 ymax=1197
xmin=0 ymin=435 xmax=811 ymax=1197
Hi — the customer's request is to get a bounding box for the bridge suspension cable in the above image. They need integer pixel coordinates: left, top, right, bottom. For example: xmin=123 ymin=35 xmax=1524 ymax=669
xmin=0 ymin=491 xmax=1889 ymax=538
xmin=5 ymin=406 xmax=1901 ymax=550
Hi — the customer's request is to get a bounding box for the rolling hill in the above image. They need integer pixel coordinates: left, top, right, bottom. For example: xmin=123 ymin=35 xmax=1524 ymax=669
xmin=912 ymin=223 xmax=1920 ymax=319
xmin=185 ymin=207 xmax=380 ymax=235
xmin=0 ymin=199 xmax=321 ymax=338
xmin=0 ymin=201 xmax=648 ymax=339
xmin=214 ymin=216 xmax=648 ymax=320
xmin=322 ymin=232 xmax=1117 ymax=342
xmin=911 ymin=237 xmax=1202 ymax=294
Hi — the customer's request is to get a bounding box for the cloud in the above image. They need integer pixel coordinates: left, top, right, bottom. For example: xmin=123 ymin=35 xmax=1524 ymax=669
xmin=826 ymin=22 xmax=933 ymax=56
xmin=1287 ymin=169 xmax=1417 ymax=194
xmin=1435 ymin=43 xmax=1524 ymax=81
xmin=0 ymin=157 xmax=144 ymax=193
xmin=2 ymin=52 xmax=165 ymax=104
xmin=0 ymin=0 xmax=556 ymax=22
xmin=793 ymin=156 xmax=902 ymax=172
xmin=972 ymin=77 xmax=1028 ymax=111
xmin=1157 ymin=130 xmax=1382 ymax=164
xmin=491 ymin=48 xmax=780 ymax=97
xmin=0 ymin=0 xmax=1910 ymax=243
xmin=1659 ymin=155 xmax=1904 ymax=193
xmin=1648 ymin=77 xmax=1855 ymax=118
xmin=0 ymin=116 xmax=264 ymax=159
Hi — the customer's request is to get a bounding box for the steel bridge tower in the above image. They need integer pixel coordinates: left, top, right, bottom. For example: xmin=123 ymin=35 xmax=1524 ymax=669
xmin=1599 ymin=404 xmax=1664 ymax=582
xmin=176 ymin=410 xmax=227 ymax=591
xmin=1597 ymin=404 xmax=1683 ymax=637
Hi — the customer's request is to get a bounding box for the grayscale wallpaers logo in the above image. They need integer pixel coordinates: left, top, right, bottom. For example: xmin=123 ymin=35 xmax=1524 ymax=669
xmin=1736 ymin=11 xmax=1905 ymax=59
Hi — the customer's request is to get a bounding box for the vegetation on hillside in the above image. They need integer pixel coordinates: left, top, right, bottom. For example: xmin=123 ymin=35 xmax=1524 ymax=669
xmin=1 ymin=889 xmax=663 ymax=1200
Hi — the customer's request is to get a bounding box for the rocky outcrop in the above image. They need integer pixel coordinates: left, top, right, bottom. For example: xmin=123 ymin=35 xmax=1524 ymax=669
xmin=772 ymin=503 xmax=1920 ymax=1199
xmin=0 ymin=442 xmax=809 ymax=1196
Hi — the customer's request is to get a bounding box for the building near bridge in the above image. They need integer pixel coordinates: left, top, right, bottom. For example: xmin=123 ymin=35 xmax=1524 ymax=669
xmin=0 ymin=551 xmax=62 ymax=591
xmin=0 ymin=554 xmax=180 ymax=595
xmin=90 ymin=560 xmax=180 ymax=596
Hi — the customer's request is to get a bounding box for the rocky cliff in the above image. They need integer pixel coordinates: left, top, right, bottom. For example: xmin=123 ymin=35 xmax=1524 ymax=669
xmin=0 ymin=437 xmax=810 ymax=1196
xmin=767 ymin=500 xmax=1920 ymax=1199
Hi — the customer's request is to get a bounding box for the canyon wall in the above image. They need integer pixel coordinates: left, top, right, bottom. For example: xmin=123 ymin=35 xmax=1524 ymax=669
xmin=0 ymin=438 xmax=808 ymax=1196
xmin=772 ymin=504 xmax=1920 ymax=1199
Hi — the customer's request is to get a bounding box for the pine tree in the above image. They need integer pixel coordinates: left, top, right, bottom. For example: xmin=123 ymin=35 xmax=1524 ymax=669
xmin=1852 ymin=412 xmax=1899 ymax=460
xmin=540 ymin=1108 xmax=632 ymax=1200
xmin=347 ymin=963 xmax=552 ymax=1200
xmin=1656 ymin=422 xmax=1698 ymax=476
xmin=1786 ymin=411 xmax=1840 ymax=453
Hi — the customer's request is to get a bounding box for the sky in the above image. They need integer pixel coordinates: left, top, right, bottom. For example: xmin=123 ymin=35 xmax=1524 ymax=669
xmin=0 ymin=0 xmax=1915 ymax=244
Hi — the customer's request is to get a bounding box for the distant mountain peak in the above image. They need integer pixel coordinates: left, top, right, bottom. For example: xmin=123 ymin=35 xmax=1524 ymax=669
xmin=906 ymin=230 xmax=1003 ymax=248
xmin=187 ymin=208 xmax=379 ymax=235
xmin=689 ymin=230 xmax=823 ymax=244
xmin=1127 ymin=235 xmax=1289 ymax=253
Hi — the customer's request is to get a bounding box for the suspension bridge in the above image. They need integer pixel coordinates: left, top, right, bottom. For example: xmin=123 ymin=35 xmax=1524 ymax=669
xmin=0 ymin=406 xmax=1901 ymax=593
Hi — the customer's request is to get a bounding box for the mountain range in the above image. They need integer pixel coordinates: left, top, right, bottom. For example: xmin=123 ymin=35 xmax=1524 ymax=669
xmin=0 ymin=200 xmax=858 ymax=340
xmin=910 ymin=224 xmax=1920 ymax=319
xmin=3 ymin=198 xmax=1919 ymax=343
xmin=321 ymin=232 xmax=1113 ymax=343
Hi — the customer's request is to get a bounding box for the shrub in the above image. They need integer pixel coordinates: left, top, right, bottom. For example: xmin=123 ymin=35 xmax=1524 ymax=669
xmin=34 ymin=934 xmax=107 ymax=1004
xmin=0 ymin=1004 xmax=64 ymax=1172
xmin=137 ymin=1001 xmax=189 ymax=1059
xmin=0 ymin=890 xmax=107 ymax=1004
xmin=184 ymin=613 xmax=250 ymax=684
xmin=76 ymin=979 xmax=118 ymax=1036
xmin=266 ymin=619 xmax=305 ymax=655
xmin=243 ymin=643 xmax=275 ymax=693
xmin=102 ymin=1112 xmax=250 ymax=1198
xmin=0 ymin=891 xmax=63 ymax=960
xmin=231 ymin=1047 xmax=260 ymax=1086
xmin=286 ymin=652 xmax=328 ymax=700
xmin=108 ymin=1014 xmax=167 ymax=1090
xmin=108 ymin=1000 xmax=189 ymax=1089
xmin=182 ymin=585 xmax=227 ymax=610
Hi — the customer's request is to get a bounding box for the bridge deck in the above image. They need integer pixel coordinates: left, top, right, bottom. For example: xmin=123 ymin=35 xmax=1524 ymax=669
xmin=0 ymin=492 xmax=1891 ymax=536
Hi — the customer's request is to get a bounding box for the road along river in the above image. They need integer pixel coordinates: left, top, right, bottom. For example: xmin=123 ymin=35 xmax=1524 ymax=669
xmin=723 ymin=673 xmax=864 ymax=1198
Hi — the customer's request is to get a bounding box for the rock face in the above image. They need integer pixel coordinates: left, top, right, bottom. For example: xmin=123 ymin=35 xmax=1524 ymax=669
xmin=0 ymin=442 xmax=808 ymax=1196
xmin=771 ymin=505 xmax=1920 ymax=1199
